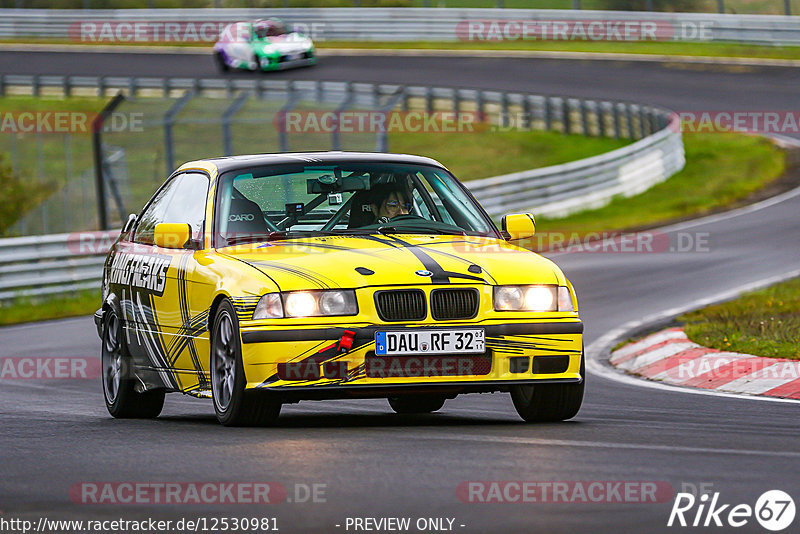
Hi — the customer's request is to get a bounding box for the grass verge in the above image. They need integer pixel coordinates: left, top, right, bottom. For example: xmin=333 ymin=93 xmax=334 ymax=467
xmin=389 ymin=129 xmax=630 ymax=179
xmin=679 ymin=277 xmax=800 ymax=360
xmin=0 ymin=289 xmax=100 ymax=327
xmin=536 ymin=132 xmax=786 ymax=237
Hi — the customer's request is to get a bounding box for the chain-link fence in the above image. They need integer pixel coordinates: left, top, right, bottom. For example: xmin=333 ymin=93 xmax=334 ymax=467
xmin=2 ymin=82 xmax=388 ymax=236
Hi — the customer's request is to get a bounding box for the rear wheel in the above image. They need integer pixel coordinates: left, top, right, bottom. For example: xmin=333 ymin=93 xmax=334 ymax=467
xmin=388 ymin=394 xmax=446 ymax=414
xmin=101 ymin=309 xmax=165 ymax=419
xmin=211 ymin=300 xmax=281 ymax=427
xmin=510 ymin=353 xmax=585 ymax=422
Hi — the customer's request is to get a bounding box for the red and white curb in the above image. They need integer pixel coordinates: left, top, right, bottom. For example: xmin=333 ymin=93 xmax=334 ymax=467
xmin=610 ymin=327 xmax=800 ymax=400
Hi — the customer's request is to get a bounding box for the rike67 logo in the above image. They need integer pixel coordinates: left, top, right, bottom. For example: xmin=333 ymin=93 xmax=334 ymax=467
xmin=668 ymin=490 xmax=795 ymax=531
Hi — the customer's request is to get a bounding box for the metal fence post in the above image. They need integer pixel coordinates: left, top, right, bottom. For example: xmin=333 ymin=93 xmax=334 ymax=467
xmin=613 ymin=103 xmax=622 ymax=139
xmin=597 ymin=102 xmax=606 ymax=138
xmin=562 ymin=98 xmax=571 ymax=135
xmin=476 ymin=90 xmax=485 ymax=123
xmin=639 ymin=106 xmax=648 ymax=138
xmin=331 ymin=82 xmax=354 ymax=152
xmin=425 ymin=86 xmax=434 ymax=115
xmin=163 ymin=90 xmax=194 ymax=176
xmin=522 ymin=96 xmax=532 ymax=130
xmin=92 ymin=92 xmax=126 ymax=231
xmin=625 ymin=104 xmax=635 ymax=139
xmin=544 ymin=96 xmax=552 ymax=131
xmin=717 ymin=0 xmax=725 ymax=13
xmin=222 ymin=92 xmax=250 ymax=157
xmin=580 ymin=100 xmax=590 ymax=136
xmin=376 ymin=88 xmax=405 ymax=153
xmin=373 ymin=84 xmax=381 ymax=107
xmin=63 ymin=76 xmax=71 ymax=97
xmin=0 ymin=74 xmax=4 ymax=97
xmin=785 ymin=0 xmax=791 ymax=15
xmin=32 ymin=74 xmax=40 ymax=97
xmin=278 ymin=82 xmax=301 ymax=152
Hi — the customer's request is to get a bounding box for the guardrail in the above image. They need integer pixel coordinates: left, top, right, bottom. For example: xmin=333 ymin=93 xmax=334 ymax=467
xmin=0 ymin=231 xmax=113 ymax=301
xmin=1 ymin=8 xmax=800 ymax=45
xmin=0 ymin=75 xmax=683 ymax=302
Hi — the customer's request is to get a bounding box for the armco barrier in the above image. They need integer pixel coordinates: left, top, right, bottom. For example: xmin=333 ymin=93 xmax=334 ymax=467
xmin=1 ymin=8 xmax=800 ymax=45
xmin=0 ymin=231 xmax=115 ymax=302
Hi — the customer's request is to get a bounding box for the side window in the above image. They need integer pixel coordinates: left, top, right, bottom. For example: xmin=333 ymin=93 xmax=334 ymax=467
xmin=134 ymin=172 xmax=209 ymax=245
xmin=133 ymin=177 xmax=181 ymax=245
xmin=163 ymin=172 xmax=209 ymax=240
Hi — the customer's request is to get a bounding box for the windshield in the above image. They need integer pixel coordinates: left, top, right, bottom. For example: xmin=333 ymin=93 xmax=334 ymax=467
xmin=214 ymin=162 xmax=498 ymax=246
xmin=254 ymin=21 xmax=287 ymax=40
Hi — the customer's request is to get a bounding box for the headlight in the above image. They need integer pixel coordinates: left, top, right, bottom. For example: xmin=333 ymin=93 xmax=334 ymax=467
xmin=494 ymin=285 xmax=574 ymax=312
xmin=253 ymin=293 xmax=283 ymax=320
xmin=558 ymin=286 xmax=575 ymax=312
xmin=253 ymin=290 xmax=358 ymax=319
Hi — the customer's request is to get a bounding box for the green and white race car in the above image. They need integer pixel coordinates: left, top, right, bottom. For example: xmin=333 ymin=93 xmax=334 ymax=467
xmin=213 ymin=19 xmax=316 ymax=72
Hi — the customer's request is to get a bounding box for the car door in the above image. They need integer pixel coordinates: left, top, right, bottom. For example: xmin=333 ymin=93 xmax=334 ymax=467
xmin=125 ymin=171 xmax=211 ymax=393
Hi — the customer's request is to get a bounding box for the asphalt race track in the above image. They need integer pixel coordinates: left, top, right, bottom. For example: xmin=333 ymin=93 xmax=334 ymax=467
xmin=1 ymin=49 xmax=799 ymax=533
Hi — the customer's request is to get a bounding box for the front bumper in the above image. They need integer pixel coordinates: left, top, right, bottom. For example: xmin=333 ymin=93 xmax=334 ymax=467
xmin=239 ymin=320 xmax=583 ymax=392
xmin=259 ymin=55 xmax=315 ymax=71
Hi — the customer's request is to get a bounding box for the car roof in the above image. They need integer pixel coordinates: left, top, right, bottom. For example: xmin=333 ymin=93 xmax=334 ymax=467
xmin=181 ymin=151 xmax=448 ymax=175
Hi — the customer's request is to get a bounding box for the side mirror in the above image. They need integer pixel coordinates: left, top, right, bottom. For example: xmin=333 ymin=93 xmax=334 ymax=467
xmin=502 ymin=213 xmax=536 ymax=241
xmin=122 ymin=213 xmax=137 ymax=234
xmin=154 ymin=223 xmax=193 ymax=249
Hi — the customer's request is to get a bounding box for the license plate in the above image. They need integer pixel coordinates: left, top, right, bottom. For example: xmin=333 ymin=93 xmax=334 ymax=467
xmin=287 ymin=53 xmax=303 ymax=60
xmin=375 ymin=329 xmax=485 ymax=356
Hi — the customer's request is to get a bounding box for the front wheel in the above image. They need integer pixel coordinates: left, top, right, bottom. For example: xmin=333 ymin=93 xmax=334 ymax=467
xmin=211 ymin=300 xmax=281 ymax=426
xmin=214 ymin=52 xmax=230 ymax=72
xmin=388 ymin=395 xmax=447 ymax=414
xmin=101 ymin=309 xmax=165 ymax=419
xmin=510 ymin=353 xmax=585 ymax=422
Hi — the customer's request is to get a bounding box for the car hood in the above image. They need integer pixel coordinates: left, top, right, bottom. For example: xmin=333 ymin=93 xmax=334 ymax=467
xmin=254 ymin=34 xmax=312 ymax=54
xmin=217 ymin=234 xmax=565 ymax=292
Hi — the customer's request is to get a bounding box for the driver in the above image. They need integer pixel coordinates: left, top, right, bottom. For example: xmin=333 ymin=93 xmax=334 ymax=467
xmin=370 ymin=183 xmax=412 ymax=224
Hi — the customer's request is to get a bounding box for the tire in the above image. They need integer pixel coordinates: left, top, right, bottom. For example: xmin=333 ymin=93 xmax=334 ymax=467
xmin=101 ymin=309 xmax=165 ymax=419
xmin=214 ymin=52 xmax=230 ymax=73
xmin=510 ymin=352 xmax=585 ymax=423
xmin=388 ymin=394 xmax=446 ymax=414
xmin=211 ymin=300 xmax=281 ymax=427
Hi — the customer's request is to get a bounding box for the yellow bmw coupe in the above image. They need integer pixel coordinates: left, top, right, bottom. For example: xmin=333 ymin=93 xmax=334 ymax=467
xmin=95 ymin=152 xmax=584 ymax=426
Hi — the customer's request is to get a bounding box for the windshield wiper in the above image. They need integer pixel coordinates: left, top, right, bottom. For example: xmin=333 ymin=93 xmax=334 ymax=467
xmin=376 ymin=225 xmax=466 ymax=236
xmin=224 ymin=230 xmax=337 ymax=246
